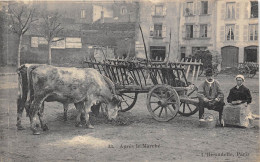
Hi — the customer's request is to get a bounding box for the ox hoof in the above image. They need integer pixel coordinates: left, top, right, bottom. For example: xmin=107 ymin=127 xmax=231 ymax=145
xmin=32 ymin=129 xmax=40 ymax=135
xmin=16 ymin=124 xmax=25 ymax=130
xmin=75 ymin=123 xmax=83 ymax=127
xmin=42 ymin=124 xmax=49 ymax=131
xmin=87 ymin=124 xmax=94 ymax=129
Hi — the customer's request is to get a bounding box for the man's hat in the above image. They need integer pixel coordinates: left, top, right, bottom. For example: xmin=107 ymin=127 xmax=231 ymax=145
xmin=205 ymin=68 xmax=213 ymax=76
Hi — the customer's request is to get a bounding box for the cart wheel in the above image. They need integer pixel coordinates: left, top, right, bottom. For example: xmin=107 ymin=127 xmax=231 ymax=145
xmin=147 ymin=84 xmax=180 ymax=121
xmin=118 ymin=92 xmax=138 ymax=112
xmin=248 ymin=70 xmax=256 ymax=78
xmin=178 ymin=102 xmax=199 ymax=116
xmin=178 ymin=84 xmax=199 ymax=116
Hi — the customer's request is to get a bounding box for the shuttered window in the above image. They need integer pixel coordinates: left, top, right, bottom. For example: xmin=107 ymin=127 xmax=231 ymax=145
xmin=155 ymin=5 xmax=163 ymax=16
xmin=226 ymin=2 xmax=235 ymax=19
xmin=226 ymin=24 xmax=235 ymax=41
xmin=185 ymin=2 xmax=194 ymax=16
xmin=152 ymin=5 xmax=166 ymax=16
xmin=154 ymin=24 xmax=162 ymax=38
xmin=186 ymin=25 xmax=194 ymax=38
xmin=251 ymin=1 xmax=258 ymax=18
xmin=200 ymin=24 xmax=207 ymax=38
xmin=201 ymin=1 xmax=208 ymax=15
xmin=249 ymin=24 xmax=258 ymax=41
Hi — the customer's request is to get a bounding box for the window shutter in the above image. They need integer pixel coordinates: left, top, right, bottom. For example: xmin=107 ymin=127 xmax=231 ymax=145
xmin=150 ymin=25 xmax=154 ymax=37
xmin=236 ymin=2 xmax=239 ymax=19
xmin=243 ymin=25 xmax=248 ymax=41
xmin=151 ymin=5 xmax=155 ymax=16
xmin=162 ymin=25 xmax=167 ymax=37
xmin=220 ymin=26 xmax=225 ymax=41
xmin=193 ymin=2 xmax=196 ymax=15
xmin=197 ymin=1 xmax=201 ymax=15
xmin=208 ymin=1 xmax=212 ymax=14
xmin=207 ymin=24 xmax=212 ymax=38
xmin=194 ymin=25 xmax=199 ymax=38
xmin=235 ymin=25 xmax=239 ymax=41
xmin=182 ymin=25 xmax=186 ymax=39
xmin=221 ymin=3 xmax=225 ymax=20
xmin=244 ymin=2 xmax=249 ymax=19
xmin=183 ymin=2 xmax=186 ymax=16
xmin=163 ymin=6 xmax=167 ymax=16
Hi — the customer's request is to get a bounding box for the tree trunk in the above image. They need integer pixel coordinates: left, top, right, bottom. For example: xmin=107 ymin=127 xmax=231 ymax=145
xmin=48 ymin=42 xmax=52 ymax=65
xmin=17 ymin=34 xmax=22 ymax=68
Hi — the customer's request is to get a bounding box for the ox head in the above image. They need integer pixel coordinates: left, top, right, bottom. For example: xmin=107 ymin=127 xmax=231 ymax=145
xmin=105 ymin=95 xmax=121 ymax=120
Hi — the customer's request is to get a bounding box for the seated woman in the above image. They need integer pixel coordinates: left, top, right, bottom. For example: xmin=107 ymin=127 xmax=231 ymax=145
xmin=225 ymin=75 xmax=258 ymax=127
xmin=227 ymin=75 xmax=252 ymax=105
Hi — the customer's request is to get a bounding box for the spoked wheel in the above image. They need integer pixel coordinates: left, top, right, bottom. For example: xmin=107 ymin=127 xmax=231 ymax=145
xmin=247 ymin=70 xmax=257 ymax=78
xmin=178 ymin=84 xmax=199 ymax=116
xmin=147 ymin=84 xmax=180 ymax=121
xmin=118 ymin=92 xmax=138 ymax=112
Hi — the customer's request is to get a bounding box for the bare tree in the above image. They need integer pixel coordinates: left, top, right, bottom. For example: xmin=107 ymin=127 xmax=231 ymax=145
xmin=40 ymin=12 xmax=63 ymax=65
xmin=8 ymin=2 xmax=37 ymax=67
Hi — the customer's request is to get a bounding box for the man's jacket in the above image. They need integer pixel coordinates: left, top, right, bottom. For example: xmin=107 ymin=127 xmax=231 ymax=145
xmin=197 ymin=80 xmax=224 ymax=101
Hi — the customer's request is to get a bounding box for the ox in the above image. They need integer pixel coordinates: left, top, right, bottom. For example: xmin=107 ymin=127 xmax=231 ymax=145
xmin=28 ymin=65 xmax=119 ymax=135
xmin=17 ymin=64 xmax=104 ymax=130
xmin=17 ymin=64 xmax=73 ymax=130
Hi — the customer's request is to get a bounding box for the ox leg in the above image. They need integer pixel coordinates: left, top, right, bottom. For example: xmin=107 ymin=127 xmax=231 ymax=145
xmin=30 ymin=95 xmax=47 ymax=135
xmin=74 ymin=102 xmax=84 ymax=127
xmin=29 ymin=102 xmax=40 ymax=135
xmin=16 ymin=95 xmax=26 ymax=130
xmin=63 ymin=103 xmax=69 ymax=121
xmin=38 ymin=102 xmax=49 ymax=131
xmin=84 ymin=100 xmax=94 ymax=129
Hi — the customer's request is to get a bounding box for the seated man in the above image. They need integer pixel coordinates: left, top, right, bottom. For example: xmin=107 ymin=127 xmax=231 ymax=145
xmin=197 ymin=68 xmax=225 ymax=123
xmin=227 ymin=75 xmax=252 ymax=105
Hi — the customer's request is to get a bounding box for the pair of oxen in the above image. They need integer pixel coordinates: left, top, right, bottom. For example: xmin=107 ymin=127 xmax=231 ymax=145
xmin=16 ymin=64 xmax=120 ymax=135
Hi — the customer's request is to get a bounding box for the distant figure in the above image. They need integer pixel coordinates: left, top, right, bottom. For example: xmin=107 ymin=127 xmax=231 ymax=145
xmin=197 ymin=68 xmax=225 ymax=124
xmin=227 ymin=75 xmax=252 ymax=105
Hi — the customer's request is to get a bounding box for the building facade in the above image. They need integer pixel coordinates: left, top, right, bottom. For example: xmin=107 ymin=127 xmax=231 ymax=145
xmin=1 ymin=0 xmax=258 ymax=67
xmin=179 ymin=0 xmax=217 ymax=60
xmin=216 ymin=0 xmax=258 ymax=68
xmin=136 ymin=0 xmax=180 ymax=62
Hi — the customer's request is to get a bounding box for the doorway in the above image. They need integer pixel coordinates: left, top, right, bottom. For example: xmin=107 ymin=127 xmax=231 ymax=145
xmin=244 ymin=46 xmax=258 ymax=62
xmin=150 ymin=46 xmax=166 ymax=61
xmin=221 ymin=46 xmax=239 ymax=68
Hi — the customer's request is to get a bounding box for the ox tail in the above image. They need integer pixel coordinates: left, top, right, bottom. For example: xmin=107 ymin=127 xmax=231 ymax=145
xmin=17 ymin=64 xmax=27 ymax=98
xmin=26 ymin=65 xmax=38 ymax=110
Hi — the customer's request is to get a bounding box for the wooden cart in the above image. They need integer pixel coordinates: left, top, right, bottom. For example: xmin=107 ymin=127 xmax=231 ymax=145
xmin=83 ymin=59 xmax=199 ymax=121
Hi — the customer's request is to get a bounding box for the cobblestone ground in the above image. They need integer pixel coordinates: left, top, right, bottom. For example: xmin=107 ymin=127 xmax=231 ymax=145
xmin=0 ymin=74 xmax=259 ymax=162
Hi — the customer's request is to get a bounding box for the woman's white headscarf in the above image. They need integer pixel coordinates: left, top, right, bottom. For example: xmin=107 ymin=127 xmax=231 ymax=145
xmin=235 ymin=75 xmax=245 ymax=82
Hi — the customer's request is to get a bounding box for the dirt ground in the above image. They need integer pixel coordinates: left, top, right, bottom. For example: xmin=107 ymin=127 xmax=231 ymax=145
xmin=0 ymin=74 xmax=259 ymax=162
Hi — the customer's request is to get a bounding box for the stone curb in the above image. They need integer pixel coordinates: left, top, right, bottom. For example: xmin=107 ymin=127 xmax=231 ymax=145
xmin=0 ymin=73 xmax=17 ymax=76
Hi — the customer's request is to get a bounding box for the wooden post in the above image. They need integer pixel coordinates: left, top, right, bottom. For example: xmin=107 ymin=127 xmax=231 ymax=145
xmin=191 ymin=60 xmax=197 ymax=82
xmin=185 ymin=59 xmax=192 ymax=79
xmin=195 ymin=59 xmax=201 ymax=81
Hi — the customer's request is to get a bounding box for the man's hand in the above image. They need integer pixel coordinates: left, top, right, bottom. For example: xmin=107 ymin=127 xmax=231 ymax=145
xmin=203 ymin=98 xmax=209 ymax=102
xmin=231 ymin=100 xmax=242 ymax=105
xmin=215 ymin=98 xmax=220 ymax=102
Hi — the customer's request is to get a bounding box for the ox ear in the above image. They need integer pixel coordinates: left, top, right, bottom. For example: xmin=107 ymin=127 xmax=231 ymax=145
xmin=112 ymin=95 xmax=121 ymax=105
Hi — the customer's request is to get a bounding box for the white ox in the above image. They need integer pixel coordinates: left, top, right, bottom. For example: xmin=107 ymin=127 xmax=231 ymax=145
xmin=27 ymin=65 xmax=119 ymax=135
